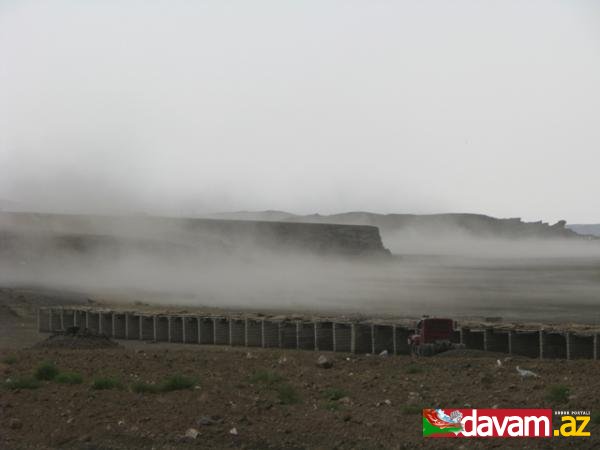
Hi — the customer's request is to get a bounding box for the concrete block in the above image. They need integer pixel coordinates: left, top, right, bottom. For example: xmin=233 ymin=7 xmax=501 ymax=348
xmin=280 ymin=321 xmax=297 ymax=349
xmin=38 ymin=308 xmax=51 ymax=332
xmin=509 ymin=330 xmax=540 ymax=358
xmin=87 ymin=311 xmax=100 ymax=334
xmin=262 ymin=320 xmax=279 ymax=347
xmin=394 ymin=326 xmax=411 ymax=355
xmin=74 ymin=310 xmax=86 ymax=328
xmin=141 ymin=316 xmax=155 ymax=340
xmin=352 ymin=323 xmax=372 ymax=354
xmin=246 ymin=319 xmax=262 ymax=347
xmin=99 ymin=312 xmax=112 ymax=336
xmin=373 ymin=324 xmax=394 ymax=354
xmin=333 ymin=323 xmax=352 ymax=353
xmin=483 ymin=329 xmax=509 ymax=353
xmin=213 ymin=318 xmax=229 ymax=345
xmin=316 ymin=322 xmax=334 ymax=351
xmin=298 ymin=322 xmax=316 ymax=350
xmin=113 ymin=313 xmax=126 ymax=339
xmin=183 ymin=317 xmax=198 ymax=344
xmin=155 ymin=316 xmax=169 ymax=341
xmin=461 ymin=328 xmax=485 ymax=350
xmin=198 ymin=317 xmax=214 ymax=344
xmin=50 ymin=309 xmax=62 ymax=331
xmin=540 ymin=331 xmax=567 ymax=359
xmin=229 ymin=318 xmax=245 ymax=346
xmin=126 ymin=314 xmax=140 ymax=340
xmin=169 ymin=316 xmax=184 ymax=343
xmin=62 ymin=310 xmax=75 ymax=329
xmin=568 ymin=333 xmax=594 ymax=359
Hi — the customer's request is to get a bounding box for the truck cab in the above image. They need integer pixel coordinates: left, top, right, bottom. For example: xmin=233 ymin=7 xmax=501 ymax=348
xmin=409 ymin=318 xmax=458 ymax=356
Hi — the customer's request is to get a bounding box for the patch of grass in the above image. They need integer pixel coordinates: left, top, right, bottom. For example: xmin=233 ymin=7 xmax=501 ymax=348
xmin=131 ymin=381 xmax=160 ymax=394
xmin=249 ymin=370 xmax=284 ymax=386
xmin=3 ymin=376 xmax=41 ymax=390
xmin=324 ymin=401 xmax=341 ymax=411
xmin=545 ymin=385 xmax=570 ymax=404
xmin=1 ymin=355 xmax=17 ymax=364
xmin=34 ymin=362 xmax=59 ymax=381
xmin=159 ymin=374 xmax=196 ymax=392
xmin=405 ymin=364 xmax=423 ymax=374
xmin=401 ymin=404 xmax=422 ymax=415
xmin=276 ymin=383 xmax=300 ymax=405
xmin=323 ymin=387 xmax=347 ymax=401
xmin=92 ymin=377 xmax=123 ymax=390
xmin=55 ymin=372 xmax=83 ymax=385
xmin=591 ymin=412 xmax=600 ymax=424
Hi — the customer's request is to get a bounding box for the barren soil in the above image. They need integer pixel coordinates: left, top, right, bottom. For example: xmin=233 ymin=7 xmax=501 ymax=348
xmin=1 ymin=288 xmax=600 ymax=449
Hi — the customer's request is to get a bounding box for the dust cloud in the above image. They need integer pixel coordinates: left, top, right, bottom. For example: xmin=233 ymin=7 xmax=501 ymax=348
xmin=1 ymin=212 xmax=600 ymax=324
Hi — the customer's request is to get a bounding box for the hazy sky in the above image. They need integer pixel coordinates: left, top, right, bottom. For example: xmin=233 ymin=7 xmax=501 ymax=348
xmin=1 ymin=0 xmax=599 ymax=223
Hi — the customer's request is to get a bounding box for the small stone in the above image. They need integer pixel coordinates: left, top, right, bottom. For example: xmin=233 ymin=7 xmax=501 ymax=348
xmin=185 ymin=428 xmax=199 ymax=439
xmin=384 ymin=399 xmax=392 ymax=406
xmin=338 ymin=397 xmax=351 ymax=405
xmin=8 ymin=418 xmax=22 ymax=429
xmin=229 ymin=427 xmax=238 ymax=436
xmin=317 ymin=355 xmax=333 ymax=369
xmin=379 ymin=350 xmax=389 ymax=357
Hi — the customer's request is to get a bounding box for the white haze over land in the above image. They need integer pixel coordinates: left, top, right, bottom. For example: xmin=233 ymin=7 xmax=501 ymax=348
xmin=1 ymin=0 xmax=599 ymax=223
xmin=0 ymin=1 xmax=600 ymax=323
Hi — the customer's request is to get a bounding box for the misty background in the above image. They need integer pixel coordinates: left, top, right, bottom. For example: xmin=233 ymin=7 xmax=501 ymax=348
xmin=1 ymin=0 xmax=599 ymax=223
xmin=1 ymin=1 xmax=600 ymax=323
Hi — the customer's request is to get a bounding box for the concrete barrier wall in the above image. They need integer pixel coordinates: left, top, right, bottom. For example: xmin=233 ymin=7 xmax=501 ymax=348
xmin=510 ymin=331 xmax=540 ymax=358
xmin=183 ymin=317 xmax=198 ymax=344
xmin=245 ymin=320 xmax=261 ymax=347
xmin=280 ymin=321 xmax=297 ymax=349
xmin=373 ymin=325 xmax=394 ymax=354
xmin=141 ymin=316 xmax=154 ymax=340
xmin=63 ymin=310 xmax=75 ymax=329
xmin=113 ymin=313 xmax=126 ymax=339
xmin=353 ymin=324 xmax=372 ymax=354
xmin=37 ymin=308 xmax=594 ymax=360
xmin=333 ymin=323 xmax=351 ymax=353
xmin=199 ymin=318 xmax=214 ymax=344
xmin=316 ymin=322 xmax=334 ymax=351
xmin=214 ymin=318 xmax=229 ymax=345
xmin=298 ymin=322 xmax=316 ymax=350
xmin=262 ymin=320 xmax=279 ymax=347
xmin=229 ymin=319 xmax=245 ymax=346
xmin=484 ymin=329 xmax=509 ymax=353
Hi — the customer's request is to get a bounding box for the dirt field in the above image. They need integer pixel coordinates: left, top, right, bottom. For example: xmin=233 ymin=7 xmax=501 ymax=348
xmin=1 ymin=288 xmax=600 ymax=449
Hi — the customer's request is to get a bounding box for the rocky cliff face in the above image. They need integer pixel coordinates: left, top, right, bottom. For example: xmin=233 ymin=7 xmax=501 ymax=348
xmin=0 ymin=212 xmax=390 ymax=258
xmin=209 ymin=211 xmax=589 ymax=240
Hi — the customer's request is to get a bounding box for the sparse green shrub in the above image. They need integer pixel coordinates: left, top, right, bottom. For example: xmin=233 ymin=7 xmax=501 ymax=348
xmin=249 ymin=370 xmax=284 ymax=386
xmin=545 ymin=385 xmax=570 ymax=404
xmin=35 ymin=362 xmax=59 ymax=381
xmin=401 ymin=404 xmax=422 ymax=415
xmin=3 ymin=376 xmax=41 ymax=390
xmin=405 ymin=364 xmax=423 ymax=374
xmin=276 ymin=383 xmax=300 ymax=405
xmin=131 ymin=381 xmax=160 ymax=394
xmin=323 ymin=387 xmax=347 ymax=401
xmin=55 ymin=372 xmax=83 ymax=385
xmin=324 ymin=401 xmax=340 ymax=411
xmin=92 ymin=377 xmax=123 ymax=390
xmin=159 ymin=374 xmax=196 ymax=392
xmin=1 ymin=355 xmax=17 ymax=364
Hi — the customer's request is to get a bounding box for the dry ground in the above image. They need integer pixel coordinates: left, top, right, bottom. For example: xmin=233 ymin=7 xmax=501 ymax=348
xmin=1 ymin=287 xmax=600 ymax=449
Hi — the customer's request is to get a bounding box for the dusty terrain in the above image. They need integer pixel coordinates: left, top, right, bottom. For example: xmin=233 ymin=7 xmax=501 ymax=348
xmin=1 ymin=288 xmax=600 ymax=449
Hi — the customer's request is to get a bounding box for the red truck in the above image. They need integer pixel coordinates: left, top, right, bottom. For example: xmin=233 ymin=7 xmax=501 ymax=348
xmin=408 ymin=317 xmax=463 ymax=356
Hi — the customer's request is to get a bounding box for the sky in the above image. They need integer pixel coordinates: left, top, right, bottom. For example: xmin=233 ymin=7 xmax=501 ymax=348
xmin=0 ymin=0 xmax=599 ymax=223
